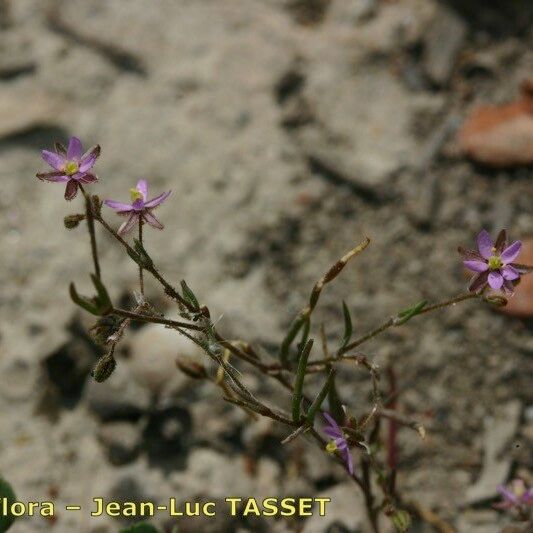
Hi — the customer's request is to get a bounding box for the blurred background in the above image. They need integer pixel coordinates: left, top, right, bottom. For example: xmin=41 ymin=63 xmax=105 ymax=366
xmin=0 ymin=0 xmax=532 ymax=531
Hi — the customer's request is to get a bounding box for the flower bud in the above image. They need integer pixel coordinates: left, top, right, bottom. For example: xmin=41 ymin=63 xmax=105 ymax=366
xmin=64 ymin=213 xmax=86 ymax=229
xmin=91 ymin=352 xmax=117 ymax=383
xmin=176 ymin=357 xmax=207 ymax=380
xmin=89 ymin=315 xmax=123 ymax=345
xmin=482 ymin=294 xmax=508 ymax=307
xmin=390 ymin=509 xmax=411 ymax=532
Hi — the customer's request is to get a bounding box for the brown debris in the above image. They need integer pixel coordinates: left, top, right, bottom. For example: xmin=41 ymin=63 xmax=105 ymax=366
xmin=458 ymin=80 xmax=533 ymax=167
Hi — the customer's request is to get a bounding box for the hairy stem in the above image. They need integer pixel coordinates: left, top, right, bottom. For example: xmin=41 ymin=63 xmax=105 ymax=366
xmin=138 ymin=219 xmax=144 ymax=295
xmin=79 ymin=185 xmax=101 ymax=280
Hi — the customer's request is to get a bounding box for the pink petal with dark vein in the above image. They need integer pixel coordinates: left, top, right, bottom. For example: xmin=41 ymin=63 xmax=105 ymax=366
xmin=477 ymin=230 xmax=494 ymax=259
xmin=488 ymin=271 xmax=503 ymax=290
xmin=42 ymin=150 xmax=66 ymax=170
xmin=104 ymin=199 xmax=134 ymax=213
xmin=144 ymin=190 xmax=171 ymax=209
xmin=67 ymin=137 xmax=83 ymax=160
xmin=118 ymin=213 xmax=139 ymax=236
xmin=463 ymin=260 xmax=488 ymax=273
xmin=142 ymin=210 xmax=164 ymax=229
xmin=79 ymin=145 xmax=101 ymax=172
xmin=136 ymin=179 xmax=148 ymax=201
xmin=36 ymin=171 xmax=70 ymax=182
xmin=64 ymin=179 xmax=79 ymax=200
xmin=501 ymin=241 xmax=522 ymax=263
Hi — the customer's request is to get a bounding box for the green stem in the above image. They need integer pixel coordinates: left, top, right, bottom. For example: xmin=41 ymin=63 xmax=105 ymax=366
xmin=79 ymin=185 xmax=101 ymax=280
xmin=138 ymin=219 xmax=144 ymax=295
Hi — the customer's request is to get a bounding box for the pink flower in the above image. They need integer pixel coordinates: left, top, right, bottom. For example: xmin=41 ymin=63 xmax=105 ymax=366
xmin=494 ymin=479 xmax=533 ymax=512
xmin=459 ymin=229 xmax=523 ymax=294
xmin=323 ymin=412 xmax=354 ymax=475
xmin=37 ymin=137 xmax=100 ymax=200
xmin=104 ymin=179 xmax=171 ymax=236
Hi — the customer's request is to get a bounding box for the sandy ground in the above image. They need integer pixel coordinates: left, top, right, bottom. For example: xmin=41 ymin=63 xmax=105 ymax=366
xmin=0 ymin=1 xmax=532 ymax=531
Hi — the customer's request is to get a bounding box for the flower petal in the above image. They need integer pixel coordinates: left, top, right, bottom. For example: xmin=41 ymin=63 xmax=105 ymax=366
xmin=144 ymin=190 xmax=171 ymax=209
xmin=488 ymin=271 xmax=503 ymax=290
xmin=502 ymin=265 xmax=520 ymax=281
xmin=343 ymin=448 xmax=354 ymax=475
xmin=468 ymin=270 xmax=489 ymax=293
xmin=324 ymin=427 xmax=343 ymax=439
xmin=497 ymin=485 xmax=518 ymax=504
xmin=79 ymin=145 xmax=101 ymax=172
xmin=36 ymin=171 xmax=70 ymax=182
xmin=104 ymin=199 xmax=134 ymax=213
xmin=54 ymin=142 xmax=67 ymax=156
xmin=463 ymin=260 xmax=488 ymax=273
xmin=118 ymin=213 xmax=139 ymax=236
xmin=42 ymin=150 xmax=66 ymax=170
xmin=494 ymin=230 xmax=507 ymax=254
xmin=501 ymin=241 xmax=522 ymax=264
xmin=77 ymin=173 xmax=98 ymax=184
xmin=67 ymin=136 xmax=83 ymax=160
xmin=64 ymin=179 xmax=79 ymax=201
xmin=477 ymin=230 xmax=494 ymax=259
xmin=136 ymin=179 xmax=148 ymax=201
xmin=323 ymin=412 xmax=341 ymax=430
xmin=458 ymin=247 xmax=484 ymax=261
xmin=142 ymin=210 xmax=164 ymax=230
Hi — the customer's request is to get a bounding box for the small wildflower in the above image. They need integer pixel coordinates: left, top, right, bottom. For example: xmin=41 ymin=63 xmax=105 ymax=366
xmin=494 ymin=479 xmax=533 ymax=513
xmin=459 ymin=229 xmax=523 ymax=294
xmin=37 ymin=137 xmax=100 ymax=200
xmin=323 ymin=412 xmax=354 ymax=475
xmin=104 ymin=179 xmax=171 ymax=236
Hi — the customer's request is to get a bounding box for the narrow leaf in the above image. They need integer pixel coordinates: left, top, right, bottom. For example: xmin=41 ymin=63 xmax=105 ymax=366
xmin=306 ymin=369 xmax=335 ymax=425
xmin=90 ymin=274 xmax=112 ymax=313
xmin=396 ymin=300 xmax=427 ymax=325
xmin=292 ymin=339 xmax=314 ymax=423
xmin=180 ymin=280 xmax=200 ymax=310
xmin=280 ymin=314 xmax=306 ymax=367
xmin=340 ymin=301 xmax=353 ymax=349
xmin=69 ymin=282 xmax=99 ymax=315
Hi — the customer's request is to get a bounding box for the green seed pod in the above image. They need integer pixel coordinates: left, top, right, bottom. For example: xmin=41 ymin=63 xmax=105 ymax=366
xmin=390 ymin=509 xmax=411 ymax=532
xmin=483 ymin=294 xmax=508 ymax=307
xmin=63 ymin=213 xmax=86 ymax=229
xmin=91 ymin=353 xmax=117 ymax=383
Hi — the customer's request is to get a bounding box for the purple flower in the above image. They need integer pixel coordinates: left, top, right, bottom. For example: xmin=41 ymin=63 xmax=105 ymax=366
xmin=459 ymin=229 xmax=523 ymax=294
xmin=494 ymin=479 xmax=533 ymax=511
xmin=104 ymin=179 xmax=171 ymax=236
xmin=37 ymin=137 xmax=100 ymax=200
xmin=323 ymin=412 xmax=354 ymax=475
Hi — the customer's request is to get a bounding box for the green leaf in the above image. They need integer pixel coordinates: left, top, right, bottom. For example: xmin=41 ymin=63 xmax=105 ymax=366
xmin=395 ymin=300 xmax=427 ymax=325
xmin=280 ymin=314 xmax=306 ymax=367
xmin=0 ymin=477 xmax=17 ymax=532
xmin=119 ymin=523 xmax=160 ymax=533
xmin=306 ymin=369 xmax=335 ymax=425
xmin=69 ymin=282 xmax=99 ymax=315
xmin=292 ymin=339 xmax=313 ymax=423
xmin=180 ymin=280 xmax=200 ymax=310
xmin=340 ymin=301 xmax=353 ymax=349
xmin=131 ymin=239 xmax=153 ymax=269
xmin=90 ymin=274 xmax=112 ymax=313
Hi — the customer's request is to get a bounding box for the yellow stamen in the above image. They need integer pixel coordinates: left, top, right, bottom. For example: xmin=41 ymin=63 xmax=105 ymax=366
xmin=488 ymin=255 xmax=502 ymax=270
xmin=64 ymin=161 xmax=79 ymax=175
xmin=326 ymin=441 xmax=338 ymax=454
xmin=130 ymin=188 xmax=143 ymax=202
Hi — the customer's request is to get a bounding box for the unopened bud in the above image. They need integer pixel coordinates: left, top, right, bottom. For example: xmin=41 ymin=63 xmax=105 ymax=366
xmin=91 ymin=353 xmax=117 ymax=382
xmin=91 ymin=195 xmax=102 ymax=217
xmin=390 ymin=510 xmax=411 ymax=532
xmin=176 ymin=357 xmax=207 ymax=380
xmin=89 ymin=315 xmax=123 ymax=345
xmin=64 ymin=213 xmax=86 ymax=229
xmin=483 ymin=294 xmax=508 ymax=307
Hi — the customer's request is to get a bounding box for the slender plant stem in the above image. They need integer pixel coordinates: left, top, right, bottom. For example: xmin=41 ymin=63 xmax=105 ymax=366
xmin=138 ymin=219 xmax=144 ymax=295
xmin=111 ymin=307 xmax=202 ymax=330
xmin=337 ymin=292 xmax=479 ymax=356
xmin=79 ymin=185 xmax=101 ymax=280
